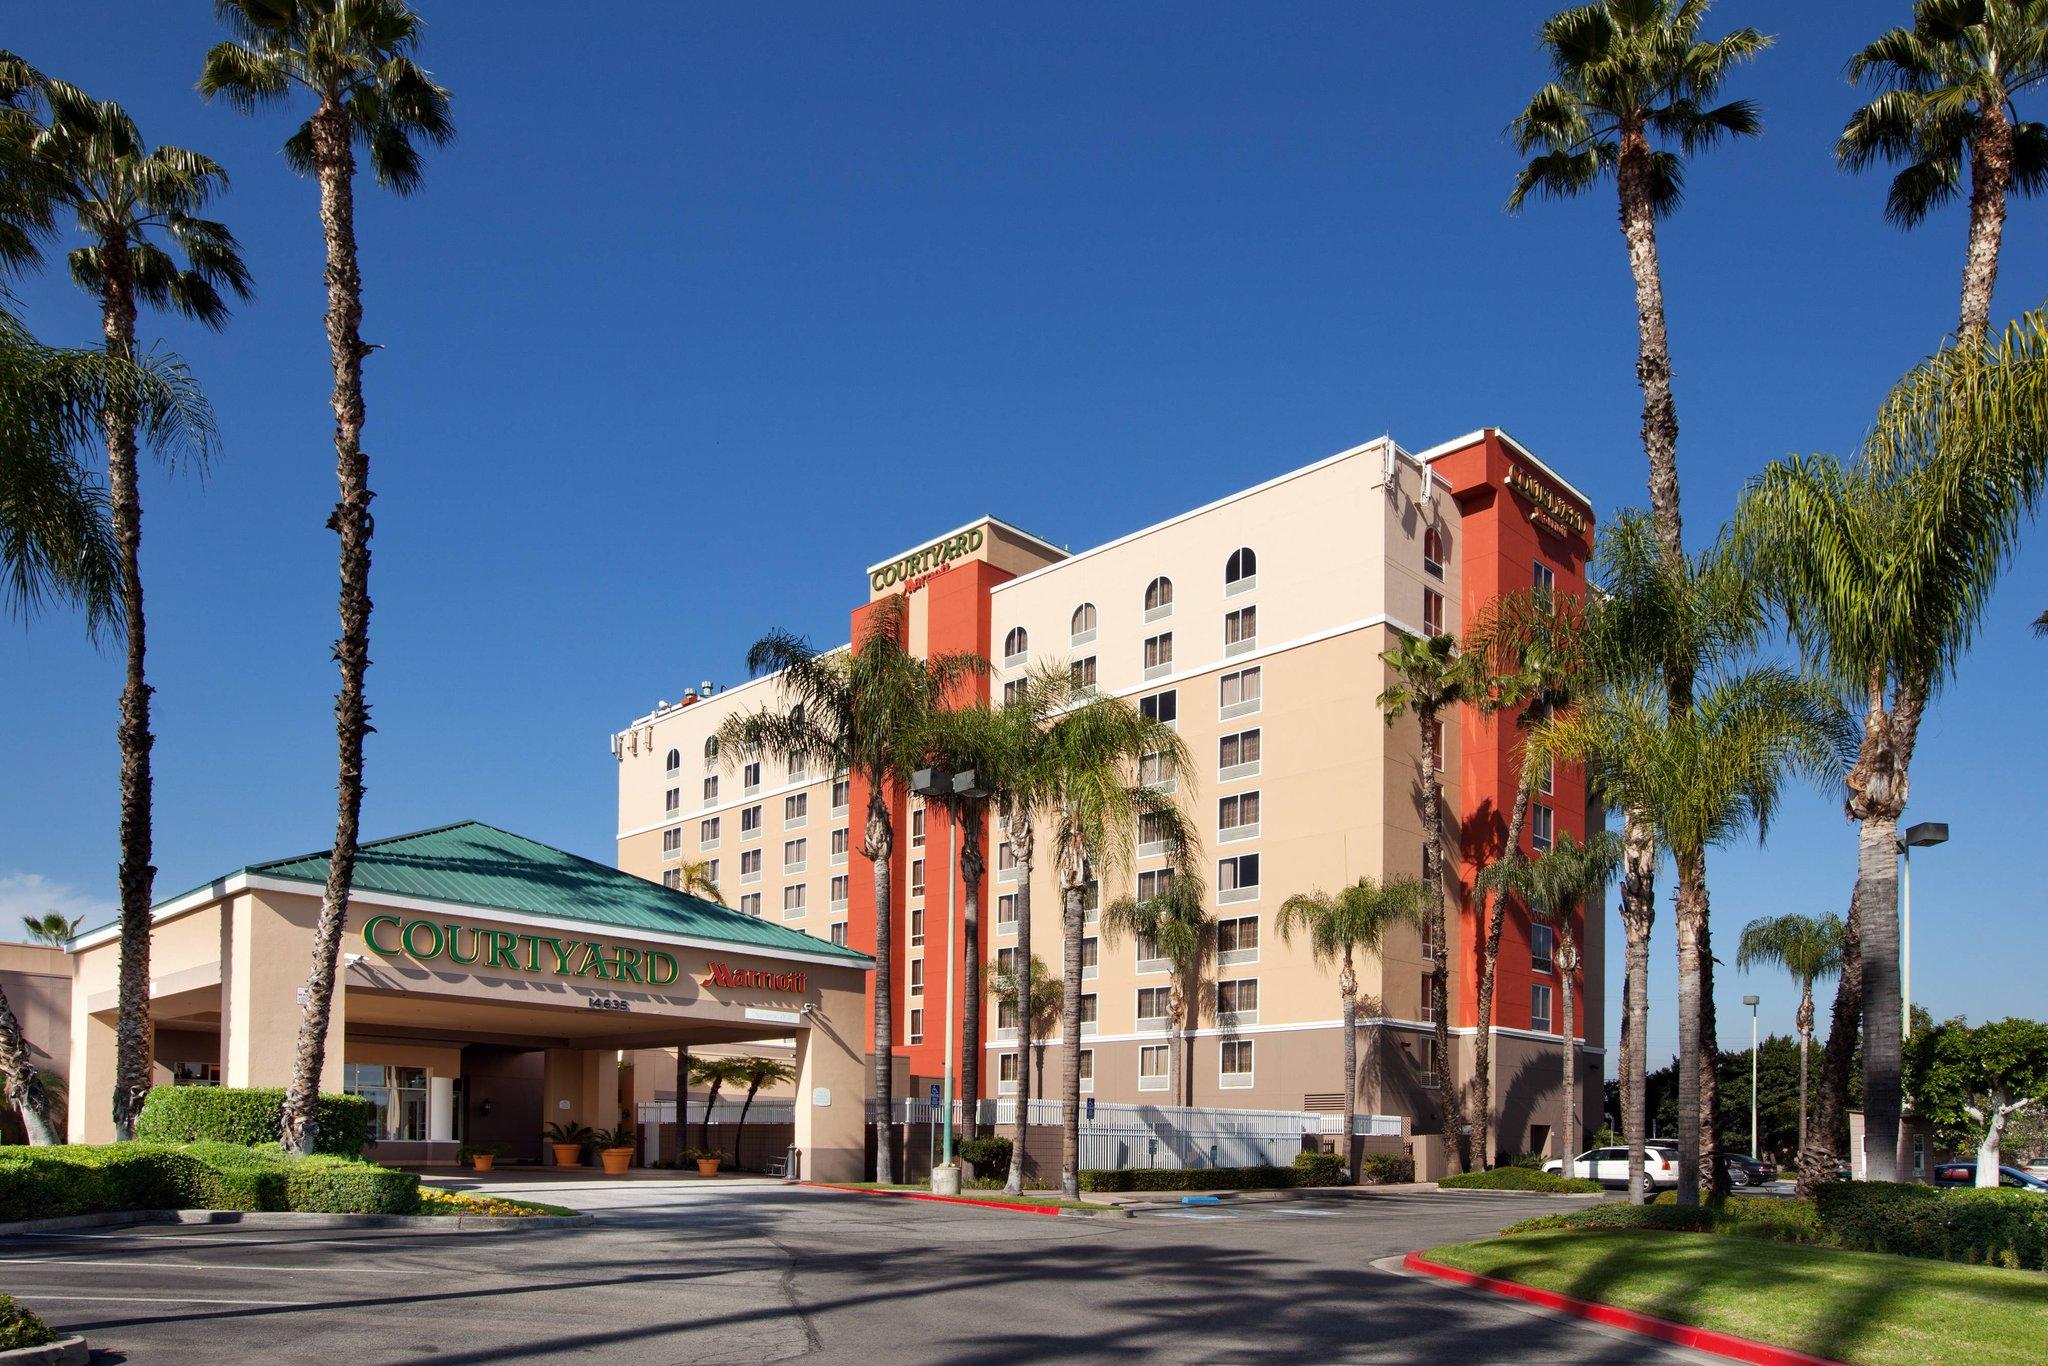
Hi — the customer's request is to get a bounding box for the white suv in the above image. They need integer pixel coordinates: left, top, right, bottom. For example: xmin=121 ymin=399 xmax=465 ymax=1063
xmin=1543 ymin=1145 xmax=1680 ymax=1189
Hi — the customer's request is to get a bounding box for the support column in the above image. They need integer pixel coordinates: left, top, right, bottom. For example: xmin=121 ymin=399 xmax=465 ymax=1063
xmin=220 ymin=892 xmax=345 ymax=1092
xmin=795 ymin=1010 xmax=866 ymax=1181
xmin=542 ymin=1047 xmax=609 ymax=1163
xmin=428 ymin=1075 xmax=456 ymax=1143
xmin=67 ymin=993 xmax=118 ymax=1145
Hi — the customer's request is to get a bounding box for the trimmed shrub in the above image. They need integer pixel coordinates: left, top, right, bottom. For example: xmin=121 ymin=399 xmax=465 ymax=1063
xmin=957 ymin=1136 xmax=1013 ymax=1176
xmin=1501 ymin=1201 xmax=1719 ymax=1235
xmin=1439 ymin=1166 xmax=1602 ymax=1193
xmin=1359 ymin=1153 xmax=1416 ymax=1185
xmin=1293 ymin=1150 xmax=1345 ymax=1186
xmin=135 ymin=1087 xmax=374 ymax=1157
xmin=0 ymin=1142 xmax=416 ymax=1219
xmin=1815 ymin=1179 xmax=1944 ymax=1257
xmin=0 ymin=1296 xmax=54 ymax=1352
xmin=1079 ymin=1166 xmax=1297 ymax=1193
xmin=1942 ymin=1189 xmax=2048 ymax=1270
xmin=283 ymin=1156 xmax=420 ymax=1215
xmin=1647 ymin=1191 xmax=1824 ymax=1244
xmin=1494 ymin=1151 xmax=1547 ymax=1170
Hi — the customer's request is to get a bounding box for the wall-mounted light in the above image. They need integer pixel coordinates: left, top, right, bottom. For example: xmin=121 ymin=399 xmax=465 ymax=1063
xmin=479 ymin=1098 xmax=493 ymax=1119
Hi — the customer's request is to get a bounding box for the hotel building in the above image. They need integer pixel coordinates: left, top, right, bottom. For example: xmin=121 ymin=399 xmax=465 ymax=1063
xmin=614 ymin=429 xmax=1603 ymax=1157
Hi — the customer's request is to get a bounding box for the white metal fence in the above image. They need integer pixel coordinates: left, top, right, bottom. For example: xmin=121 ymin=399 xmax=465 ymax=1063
xmin=637 ymin=1099 xmax=796 ymax=1163
xmin=968 ymin=1099 xmax=1402 ymax=1171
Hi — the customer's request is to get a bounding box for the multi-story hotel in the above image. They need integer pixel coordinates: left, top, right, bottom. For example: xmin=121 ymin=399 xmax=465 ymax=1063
xmin=614 ymin=429 xmax=1603 ymax=1157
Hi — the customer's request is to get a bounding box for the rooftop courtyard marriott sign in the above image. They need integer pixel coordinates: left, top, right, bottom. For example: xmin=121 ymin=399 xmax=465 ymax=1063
xmin=871 ymin=526 xmax=984 ymax=591
xmin=362 ymin=914 xmax=681 ymax=986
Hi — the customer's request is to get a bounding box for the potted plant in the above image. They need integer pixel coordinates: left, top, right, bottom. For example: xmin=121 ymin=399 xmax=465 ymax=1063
xmin=594 ymin=1125 xmax=637 ymax=1175
xmin=543 ymin=1121 xmax=593 ymax=1168
xmin=460 ymin=1141 xmax=510 ymax=1173
xmin=683 ymin=1146 xmax=722 ymax=1177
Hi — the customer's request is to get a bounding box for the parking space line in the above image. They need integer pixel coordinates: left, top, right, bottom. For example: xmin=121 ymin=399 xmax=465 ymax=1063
xmin=14 ymin=1294 xmax=315 ymax=1307
xmin=0 ymin=1256 xmax=419 ymax=1275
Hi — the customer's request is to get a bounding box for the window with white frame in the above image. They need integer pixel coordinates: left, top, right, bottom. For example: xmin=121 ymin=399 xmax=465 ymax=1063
xmin=997 ymin=993 xmax=1020 ymax=1033
xmin=1143 ymin=630 xmax=1174 ymax=679
xmin=909 ymin=858 xmax=925 ymax=897
xmin=1422 ymin=587 xmax=1445 ymax=636
xmin=740 ymin=849 xmax=762 ymax=882
xmin=1419 ymin=1036 xmax=1441 ymax=1088
xmin=831 ymin=827 xmax=849 ymax=863
xmin=1224 ymin=605 xmax=1256 ymax=656
xmin=1138 ymin=810 xmax=1170 ymax=855
xmin=1140 ymin=689 xmax=1177 ymax=726
xmin=783 ymin=838 xmax=807 ymax=872
xmin=788 ymin=755 xmax=807 ymax=782
xmin=1079 ymin=868 xmax=1101 ymax=915
xmin=1431 ymin=718 xmax=1446 ymax=772
xmin=1218 ymin=852 xmax=1260 ymax=903
xmin=1217 ymin=914 xmax=1258 ymax=964
xmin=1136 ymin=867 xmax=1174 ymax=904
xmin=705 ymin=858 xmax=719 ymax=887
xmin=1078 ymin=1049 xmax=1094 ymax=1092
xmin=1004 ymin=626 xmax=1029 ymax=665
xmin=830 ymin=874 xmax=848 ymax=908
xmin=910 ymin=904 xmax=925 ymax=946
xmin=1218 ymin=791 xmax=1260 ymax=841
xmin=1423 ymin=526 xmax=1446 ymax=580
xmin=832 ymin=774 xmax=850 ymax=812
xmin=1531 ymin=983 xmax=1553 ymax=1032
xmin=1531 ymin=803 xmax=1554 ymax=853
xmin=1219 ymin=728 xmax=1261 ymax=779
xmin=1137 ymin=986 xmax=1170 ymax=1026
xmin=663 ymin=870 xmax=681 ymax=890
xmin=783 ymin=884 xmax=805 ymax=917
xmin=662 ymin=827 xmax=682 ymax=856
xmin=1070 ymin=603 xmax=1098 ymax=645
xmin=1220 ymin=666 xmax=1261 ymax=719
xmin=740 ymin=892 xmax=762 ymax=917
xmin=785 ymin=792 xmax=808 ymax=826
xmin=997 ymin=892 xmax=1017 ymax=928
xmin=996 ymin=945 xmax=1021 ymax=981
xmin=1217 ymin=978 xmax=1260 ymax=1022
xmin=1078 ymin=992 xmax=1098 ymax=1034
xmin=1220 ymin=1039 xmax=1254 ymax=1087
xmin=1139 ymin=1044 xmax=1169 ymax=1090
xmin=743 ymin=760 xmax=762 ymax=793
xmin=1539 ymin=754 xmax=1555 ymax=797
xmin=703 ymin=735 xmax=720 ymax=766
xmin=1138 ymin=750 xmax=1174 ymax=790
xmin=998 ymin=841 xmax=1019 ymax=881
xmin=1533 ymin=559 xmax=1556 ymax=602
xmin=830 ymin=921 xmax=848 ymax=947
xmin=702 ymin=775 xmax=718 ymax=806
xmin=1532 ymin=923 xmax=1555 ymax=973
xmin=1071 ymin=655 xmax=1097 ymax=688
xmin=1144 ymin=575 xmax=1174 ymax=620
xmin=1081 ymin=935 xmax=1099 ymax=979
xmin=1420 ymin=898 xmax=1435 ymax=960
xmin=664 ymin=747 xmax=680 ymax=776
xmin=1003 ymin=678 xmax=1026 ymax=706
xmin=1135 ymin=928 xmax=1164 ymax=966
xmin=908 ymin=1008 xmax=924 ymax=1045
xmin=700 ymin=816 xmax=721 ymax=848
xmin=741 ymin=804 xmax=763 ymax=836
xmin=999 ymin=1052 xmax=1021 ymax=1092
xmin=910 ymin=806 xmax=925 ymax=847
xmin=665 ymin=787 xmax=680 ymax=816
xmin=1420 ymin=972 xmax=1436 ymax=1022
xmin=910 ymin=958 xmax=925 ymax=996
xmin=1225 ymin=546 xmax=1257 ymax=594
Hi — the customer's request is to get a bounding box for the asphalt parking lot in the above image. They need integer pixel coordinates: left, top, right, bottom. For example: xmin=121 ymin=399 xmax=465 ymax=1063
xmin=3 ymin=1182 xmax=1711 ymax=1363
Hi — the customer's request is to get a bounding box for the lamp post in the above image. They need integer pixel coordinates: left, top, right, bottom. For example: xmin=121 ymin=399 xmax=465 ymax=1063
xmin=1898 ymin=821 xmax=1948 ymax=1039
xmin=1743 ymin=994 xmax=1760 ymax=1159
xmin=910 ymin=765 xmax=987 ymax=1188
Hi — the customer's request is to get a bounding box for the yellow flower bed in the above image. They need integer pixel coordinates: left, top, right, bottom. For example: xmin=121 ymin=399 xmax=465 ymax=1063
xmin=416 ymin=1186 xmax=569 ymax=1218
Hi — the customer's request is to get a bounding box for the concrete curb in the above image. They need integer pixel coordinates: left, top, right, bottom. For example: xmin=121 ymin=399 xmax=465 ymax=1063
xmin=1400 ymin=1251 xmax=1842 ymax=1365
xmin=1113 ymin=1181 xmax=1440 ymax=1212
xmin=0 ymin=1335 xmax=86 ymax=1365
xmin=800 ymin=1183 xmax=1130 ymax=1219
xmin=0 ymin=1208 xmax=595 ymax=1240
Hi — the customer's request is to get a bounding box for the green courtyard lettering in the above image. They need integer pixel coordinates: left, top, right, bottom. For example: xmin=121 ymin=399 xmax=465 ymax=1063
xmin=360 ymin=917 xmax=739 ymax=994
xmin=445 ymin=924 xmax=480 ymax=965
xmin=868 ymin=526 xmax=984 ymax=591
xmin=575 ymin=942 xmax=613 ymax=980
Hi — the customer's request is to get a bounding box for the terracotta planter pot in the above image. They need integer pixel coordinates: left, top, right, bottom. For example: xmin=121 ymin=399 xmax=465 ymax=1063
xmin=695 ymin=1159 xmax=720 ymax=1177
xmin=471 ymin=1154 xmax=496 ymax=1173
xmin=600 ymin=1147 xmax=633 ymax=1175
xmin=552 ymin=1143 xmax=584 ymax=1168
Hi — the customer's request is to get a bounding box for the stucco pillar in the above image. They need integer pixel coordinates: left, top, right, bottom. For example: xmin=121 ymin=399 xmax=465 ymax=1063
xmin=67 ymin=991 xmax=118 ymax=1144
xmin=795 ymin=1007 xmax=866 ymax=1181
xmin=428 ymin=1075 xmax=456 ymax=1142
xmin=220 ymin=892 xmax=345 ymax=1092
xmin=542 ymin=1047 xmax=609 ymax=1161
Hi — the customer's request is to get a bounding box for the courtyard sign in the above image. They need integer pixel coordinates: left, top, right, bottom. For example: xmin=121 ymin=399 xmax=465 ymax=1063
xmin=870 ymin=526 xmax=984 ymax=591
xmin=1504 ymin=465 xmax=1589 ymax=536
xmin=702 ymin=960 xmax=807 ymax=994
xmin=362 ymin=914 xmax=681 ymax=986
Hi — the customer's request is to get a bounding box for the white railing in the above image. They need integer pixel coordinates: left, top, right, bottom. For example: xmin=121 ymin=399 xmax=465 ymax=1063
xmin=968 ymin=1099 xmax=1399 ymax=1172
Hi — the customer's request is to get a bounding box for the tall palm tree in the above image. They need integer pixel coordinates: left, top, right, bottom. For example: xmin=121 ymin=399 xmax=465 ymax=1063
xmin=1534 ymin=667 xmax=1852 ymax=1206
xmin=1377 ymin=630 xmax=1471 ymax=1163
xmin=720 ymin=595 xmax=984 ymax=1184
xmin=1735 ymin=912 xmax=1845 ymax=1154
xmin=729 ymin=1055 xmax=797 ymax=1169
xmin=19 ymin=914 xmax=81 ymax=947
xmin=690 ymin=1055 xmax=749 ymax=1154
xmin=1509 ymin=0 xmax=1769 ymax=570
xmin=1103 ymin=870 xmax=1212 ymax=1109
xmin=30 ymin=81 xmax=250 ymax=1141
xmin=1275 ymin=876 xmax=1431 ymax=1182
xmin=0 ymin=51 xmax=55 ymax=275
xmin=1474 ymin=830 xmax=1622 ymax=1163
xmin=201 ymin=0 xmax=453 ymax=1156
xmin=1840 ymin=0 xmax=2048 ymax=344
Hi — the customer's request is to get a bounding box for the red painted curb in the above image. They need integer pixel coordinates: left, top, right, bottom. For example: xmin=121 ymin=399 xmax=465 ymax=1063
xmin=802 ymin=1182 xmax=1063 ymax=1217
xmin=1401 ymin=1253 xmax=1842 ymax=1366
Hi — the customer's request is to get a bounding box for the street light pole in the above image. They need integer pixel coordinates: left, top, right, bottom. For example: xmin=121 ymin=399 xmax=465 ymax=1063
xmin=910 ymin=766 xmax=987 ymax=1188
xmin=1898 ymin=822 xmax=1948 ymax=1040
xmin=1743 ymin=994 xmax=1760 ymax=1159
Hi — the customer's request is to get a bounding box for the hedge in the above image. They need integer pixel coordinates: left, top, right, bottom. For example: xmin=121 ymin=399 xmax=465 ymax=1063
xmin=1817 ymin=1181 xmax=2048 ymax=1270
xmin=1079 ymin=1166 xmax=1297 ymax=1192
xmin=1501 ymin=1202 xmax=1719 ymax=1235
xmin=1438 ymin=1167 xmax=1602 ymax=1193
xmin=1359 ymin=1153 xmax=1415 ymax=1185
xmin=0 ymin=1142 xmax=419 ymax=1220
xmin=135 ymin=1086 xmax=374 ymax=1156
xmin=957 ymin=1136 xmax=1012 ymax=1175
xmin=1293 ymin=1151 xmax=1345 ymax=1185
xmin=0 ymin=1296 xmax=53 ymax=1352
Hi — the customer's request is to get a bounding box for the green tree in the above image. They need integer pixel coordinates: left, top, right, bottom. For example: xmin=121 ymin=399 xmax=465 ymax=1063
xmin=1839 ymin=0 xmax=2048 ymax=344
xmin=671 ymin=859 xmax=722 ymax=905
xmin=1103 ymin=870 xmax=1212 ymax=1109
xmin=987 ymin=952 xmax=1062 ymax=1123
xmin=201 ymin=0 xmax=453 ymax=1157
xmin=1508 ymin=0 xmax=1769 ymax=569
xmin=1475 ymin=830 xmax=1622 ymax=1163
xmin=690 ymin=1056 xmax=749 ymax=1154
xmin=719 ymin=594 xmax=984 ymax=1184
xmin=1275 ymin=876 xmax=1431 ymax=1182
xmin=1378 ymin=630 xmax=1472 ymax=1162
xmin=1905 ymin=1017 xmax=2048 ymax=1184
xmin=728 ymin=1055 xmax=798 ymax=1169
xmin=1734 ymin=912 xmax=1844 ymax=1154
xmin=18 ymin=914 xmax=80 ymax=947
xmin=30 ymin=78 xmax=249 ymax=1141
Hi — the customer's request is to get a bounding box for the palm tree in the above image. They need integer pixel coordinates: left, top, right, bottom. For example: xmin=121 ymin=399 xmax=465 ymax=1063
xmin=719 ymin=595 xmax=984 ymax=1184
xmin=672 ymin=859 xmax=722 ymax=905
xmin=988 ymin=953 xmax=1062 ymax=1129
xmin=1475 ymin=830 xmax=1622 ymax=1163
xmin=1735 ymin=912 xmax=1845 ymax=1154
xmin=729 ymin=1055 xmax=798 ymax=1169
xmin=1275 ymin=877 xmax=1431 ymax=1182
xmin=1103 ymin=870 xmax=1212 ymax=1109
xmin=201 ymin=0 xmax=453 ymax=1156
xmin=19 ymin=914 xmax=80 ymax=947
xmin=1839 ymin=0 xmax=2048 ymax=344
xmin=1509 ymin=0 xmax=1769 ymax=570
xmin=30 ymin=81 xmax=250 ymax=1142
xmin=1377 ymin=630 xmax=1471 ymax=1162
xmin=690 ymin=1056 xmax=749 ymax=1154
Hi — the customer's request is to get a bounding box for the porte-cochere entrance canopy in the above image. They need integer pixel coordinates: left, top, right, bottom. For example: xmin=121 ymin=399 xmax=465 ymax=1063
xmin=67 ymin=822 xmax=872 ymax=1177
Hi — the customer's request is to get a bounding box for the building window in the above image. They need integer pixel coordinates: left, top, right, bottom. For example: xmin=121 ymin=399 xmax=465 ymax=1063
xmin=1071 ymin=655 xmax=1097 ymax=688
xmin=702 ymin=775 xmax=719 ymax=806
xmin=1144 ymin=575 xmax=1174 ymax=621
xmin=1422 ymin=587 xmax=1444 ymax=637
xmin=783 ymin=884 xmax=806 ymax=917
xmin=910 ymin=806 xmax=925 ymax=847
xmin=1423 ymin=526 xmax=1445 ymax=580
xmin=1217 ymin=978 xmax=1260 ymax=1021
xmin=830 ymin=921 xmax=848 ymax=947
xmin=831 ymin=827 xmax=849 ymax=864
xmin=784 ymin=838 xmax=807 ymax=873
xmin=664 ymin=747 xmax=680 ymax=777
xmin=1143 ymin=630 xmax=1174 ymax=679
xmin=1078 ymin=992 xmax=1099 ymax=1034
xmin=1532 ymin=923 xmax=1555 ymax=973
xmin=1420 ymin=1037 xmax=1441 ymax=1089
xmin=1078 ymin=1049 xmax=1095 ymax=1092
xmin=1218 ymin=853 xmax=1260 ymax=903
xmin=788 ymin=756 xmax=807 ymax=782
xmin=705 ymin=858 xmax=719 ymax=886
xmin=742 ymin=760 xmax=762 ymax=793
xmin=910 ymin=958 xmax=925 ymax=996
xmin=1219 ymin=728 xmax=1261 ymax=778
xmin=1218 ymin=791 xmax=1260 ymax=841
xmin=700 ymin=816 xmax=721 ymax=848
xmin=832 ymin=774 xmax=850 ymax=812
xmin=740 ymin=892 xmax=762 ymax=916
xmin=1139 ymin=1044 xmax=1169 ymax=1091
xmin=1004 ymin=626 xmax=1029 ymax=665
xmin=785 ymin=792 xmax=808 ymax=826
xmin=1539 ymin=755 xmax=1555 ymax=797
xmin=911 ymin=904 xmax=925 ymax=946
xmin=740 ymin=849 xmax=762 ymax=882
xmin=1138 ymin=810 xmax=1171 ymax=855
xmin=998 ymin=841 xmax=1019 ymax=881
xmin=703 ymin=735 xmax=720 ymax=766
xmin=1431 ymin=718 xmax=1446 ymax=772
xmin=1070 ymin=603 xmax=1098 ymax=645
xmin=1136 ymin=868 xmax=1175 ymax=904
xmin=1140 ymin=689 xmax=1177 ymax=726
xmin=908 ymin=1008 xmax=925 ymax=1045
xmin=1220 ymin=666 xmax=1261 ymax=719
xmin=343 ymin=1063 xmax=427 ymax=1142
xmin=1081 ymin=935 xmax=1099 ymax=979
xmin=1533 ymin=559 xmax=1556 ymax=602
xmin=662 ymin=826 xmax=682 ymax=855
xmin=1137 ymin=986 xmax=1170 ymax=1025
xmin=1225 ymin=546 xmax=1257 ymax=594
xmin=1217 ymin=914 xmax=1258 ymax=964
xmin=997 ymin=893 xmax=1018 ymax=928
xmin=829 ymin=874 xmax=848 ymax=908
xmin=1532 ymin=983 xmax=1553 ymax=1032
xmin=999 ymin=1052 xmax=1021 ymax=1092
xmin=910 ymin=858 xmax=926 ymax=897
xmin=1420 ymin=904 xmax=1435 ymax=961
xmin=1003 ymin=678 xmax=1026 ymax=706
xmin=996 ymin=945 xmax=1021 ymax=981
xmin=741 ymin=804 xmax=763 ymax=836
xmin=1220 ymin=1039 xmax=1254 ymax=1087
xmin=1531 ymin=804 xmax=1554 ymax=853
xmin=662 ymin=869 xmax=682 ymax=890
xmin=1420 ymin=973 xmax=1435 ymax=1022
xmin=665 ymin=787 xmax=680 ymax=816
xmin=1224 ymin=605 xmax=1257 ymax=656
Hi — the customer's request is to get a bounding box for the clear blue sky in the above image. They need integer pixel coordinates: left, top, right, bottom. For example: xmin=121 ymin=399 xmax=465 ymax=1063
xmin=4 ymin=2 xmax=2042 ymax=1078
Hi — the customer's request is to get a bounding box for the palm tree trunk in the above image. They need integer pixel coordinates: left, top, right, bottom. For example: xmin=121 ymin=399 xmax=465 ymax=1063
xmin=734 ymin=1082 xmax=759 ymax=1168
xmin=1559 ymin=933 xmax=1577 ymax=1163
xmin=1958 ymin=105 xmax=2012 ymax=347
xmin=1340 ymin=951 xmax=1358 ymax=1184
xmin=283 ymin=101 xmax=375 ymax=1156
xmin=1621 ymin=809 xmax=1656 ymax=1203
xmin=1420 ymin=701 xmax=1457 ymax=1170
xmin=1858 ymin=809 xmax=1904 ymax=1182
xmin=1802 ymin=883 xmax=1863 ymax=1197
xmin=1471 ymin=782 xmax=1532 ymax=1168
xmin=1616 ymin=118 xmax=1684 ymax=571
xmin=959 ymin=803 xmax=984 ymax=1141
xmin=1699 ymin=910 xmax=1727 ymax=1197
xmin=1673 ymin=848 xmax=1708 ymax=1208
xmin=1058 ymin=874 xmax=1086 ymax=1202
xmin=0 ymin=981 xmax=58 ymax=1145
xmin=1004 ymin=817 xmax=1032 ymax=1195
xmin=864 ymin=788 xmax=896 ymax=1184
xmin=98 ymin=236 xmax=156 ymax=1141
xmin=1796 ymin=985 xmax=1812 ymax=1155
xmin=700 ymin=1078 xmax=721 ymax=1152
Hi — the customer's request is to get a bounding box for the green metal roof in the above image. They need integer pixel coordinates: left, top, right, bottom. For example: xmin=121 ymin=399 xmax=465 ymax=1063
xmin=185 ymin=820 xmax=870 ymax=966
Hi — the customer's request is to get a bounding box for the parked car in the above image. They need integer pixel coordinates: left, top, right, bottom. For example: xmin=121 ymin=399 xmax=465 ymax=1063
xmin=1542 ymin=1146 xmax=1680 ymax=1189
xmin=1931 ymin=1162 xmax=2048 ymax=1192
xmin=1722 ymin=1153 xmax=1778 ymax=1186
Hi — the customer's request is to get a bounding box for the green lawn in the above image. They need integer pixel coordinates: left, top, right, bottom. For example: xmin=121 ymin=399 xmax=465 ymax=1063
xmin=820 ymin=1182 xmax=1113 ymax=1212
xmin=1424 ymin=1229 xmax=2048 ymax=1366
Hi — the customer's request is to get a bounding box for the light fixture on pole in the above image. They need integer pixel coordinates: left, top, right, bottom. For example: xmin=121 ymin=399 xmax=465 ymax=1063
xmin=909 ymin=764 xmax=988 ymax=1192
xmin=1744 ymin=995 xmax=1761 ymax=1163
xmin=1898 ymin=822 xmax=1947 ymax=1039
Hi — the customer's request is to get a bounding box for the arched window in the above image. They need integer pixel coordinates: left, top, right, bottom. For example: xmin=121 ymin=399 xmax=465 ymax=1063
xmin=703 ymin=735 xmax=720 ymax=764
xmin=1422 ymin=527 xmax=1445 ymax=580
xmin=1144 ymin=576 xmax=1174 ymax=617
xmin=1004 ymin=626 xmax=1029 ymax=662
xmin=664 ymin=747 xmax=680 ymax=776
xmin=1225 ymin=547 xmax=1257 ymax=593
xmin=1070 ymin=603 xmax=1098 ymax=644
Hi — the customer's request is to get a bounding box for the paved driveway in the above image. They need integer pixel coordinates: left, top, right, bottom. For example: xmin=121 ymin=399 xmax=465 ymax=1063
xmin=3 ymin=1182 xmax=1706 ymax=1362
